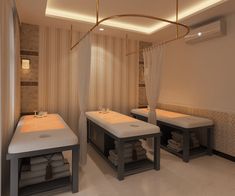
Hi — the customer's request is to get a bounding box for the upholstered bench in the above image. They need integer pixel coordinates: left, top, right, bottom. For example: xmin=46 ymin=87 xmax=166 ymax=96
xmin=7 ymin=114 xmax=79 ymax=196
xmin=86 ymin=111 xmax=161 ymax=180
xmin=131 ymin=108 xmax=214 ymax=162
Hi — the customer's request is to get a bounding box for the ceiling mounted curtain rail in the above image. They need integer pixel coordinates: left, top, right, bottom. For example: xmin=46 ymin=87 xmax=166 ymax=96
xmin=70 ymin=0 xmax=190 ymax=54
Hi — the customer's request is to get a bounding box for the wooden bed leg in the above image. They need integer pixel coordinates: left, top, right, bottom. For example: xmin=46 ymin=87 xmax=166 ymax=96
xmin=72 ymin=146 xmax=79 ymax=193
xmin=10 ymin=158 xmax=19 ymax=196
xmin=154 ymin=135 xmax=160 ymax=170
xmin=183 ymin=131 xmax=190 ymax=162
xmin=117 ymin=140 xmax=124 ymax=180
xmin=207 ymin=127 xmax=213 ymax=156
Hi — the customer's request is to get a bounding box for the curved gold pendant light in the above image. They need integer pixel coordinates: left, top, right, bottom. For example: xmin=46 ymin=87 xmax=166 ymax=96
xmin=70 ymin=0 xmax=190 ymax=53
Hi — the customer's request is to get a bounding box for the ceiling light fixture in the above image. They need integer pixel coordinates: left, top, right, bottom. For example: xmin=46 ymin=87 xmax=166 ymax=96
xmin=99 ymin=28 xmax=104 ymax=31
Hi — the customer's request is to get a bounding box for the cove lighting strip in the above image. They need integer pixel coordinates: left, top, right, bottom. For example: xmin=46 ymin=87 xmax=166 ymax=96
xmin=46 ymin=0 xmax=227 ymax=34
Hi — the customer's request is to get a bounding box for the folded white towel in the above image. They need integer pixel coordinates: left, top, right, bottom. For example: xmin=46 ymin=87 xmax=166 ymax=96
xmin=109 ymin=148 xmax=146 ymax=159
xmin=110 ymin=146 xmax=146 ymax=154
xmin=115 ymin=140 xmax=142 ymax=149
xmin=108 ymin=156 xmax=132 ymax=165
xmin=30 ymin=160 xmax=65 ymax=171
xmin=109 ymin=153 xmax=147 ymax=162
xmin=168 ymin=139 xmax=182 ymax=147
xmin=19 ymin=170 xmax=70 ymax=188
xmin=21 ymin=162 xmax=69 ymax=180
xmin=108 ymin=154 xmax=147 ymax=166
xmin=167 ymin=144 xmax=182 ymax=152
xmin=30 ymin=153 xmax=64 ymax=165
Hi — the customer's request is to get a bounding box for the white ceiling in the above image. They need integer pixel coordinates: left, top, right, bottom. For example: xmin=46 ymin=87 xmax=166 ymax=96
xmin=16 ymin=0 xmax=235 ymax=42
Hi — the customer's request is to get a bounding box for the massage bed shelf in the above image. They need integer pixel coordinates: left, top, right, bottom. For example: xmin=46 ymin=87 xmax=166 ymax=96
xmin=86 ymin=111 xmax=161 ymax=180
xmin=88 ymin=120 xmax=157 ymax=177
xmin=19 ymin=177 xmax=70 ymax=196
xmin=7 ymin=114 xmax=79 ymax=196
xmin=131 ymin=109 xmax=214 ymax=162
xmin=7 ymin=145 xmax=79 ymax=196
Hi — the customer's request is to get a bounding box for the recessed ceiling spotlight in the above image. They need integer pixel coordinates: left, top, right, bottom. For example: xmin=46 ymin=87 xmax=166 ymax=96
xmin=197 ymin=32 xmax=202 ymax=36
xmin=99 ymin=28 xmax=104 ymax=31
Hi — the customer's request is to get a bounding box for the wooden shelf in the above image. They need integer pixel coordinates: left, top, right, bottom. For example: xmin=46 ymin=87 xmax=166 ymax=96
xmin=89 ymin=141 xmax=154 ymax=177
xmin=124 ymin=159 xmax=154 ymax=176
xmin=19 ymin=177 xmax=71 ymax=196
xmin=161 ymin=145 xmax=208 ymax=159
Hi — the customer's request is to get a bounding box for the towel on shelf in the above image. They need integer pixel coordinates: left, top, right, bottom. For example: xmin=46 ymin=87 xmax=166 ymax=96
xmin=172 ymin=131 xmax=199 ymax=141
xmin=108 ymin=140 xmax=147 ymax=166
xmin=30 ymin=159 xmax=65 ymax=171
xmin=109 ymin=147 xmax=146 ymax=157
xmin=109 ymin=148 xmax=146 ymax=160
xmin=108 ymin=154 xmax=147 ymax=166
xmin=21 ymin=161 xmax=69 ymax=180
xmin=168 ymin=139 xmax=182 ymax=147
xmin=113 ymin=146 xmax=144 ymax=155
xmin=108 ymin=156 xmax=133 ymax=165
xmin=171 ymin=132 xmax=183 ymax=141
xmin=30 ymin=153 xmax=64 ymax=165
xmin=19 ymin=170 xmax=70 ymax=188
xmin=169 ymin=131 xmax=200 ymax=151
xmin=114 ymin=140 xmax=142 ymax=149
xmin=21 ymin=156 xmax=66 ymax=172
xmin=167 ymin=144 xmax=182 ymax=152
xmin=21 ymin=163 xmax=31 ymax=172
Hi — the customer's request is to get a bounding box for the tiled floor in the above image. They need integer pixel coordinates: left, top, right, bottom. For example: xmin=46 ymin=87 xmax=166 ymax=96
xmin=39 ymin=145 xmax=235 ymax=196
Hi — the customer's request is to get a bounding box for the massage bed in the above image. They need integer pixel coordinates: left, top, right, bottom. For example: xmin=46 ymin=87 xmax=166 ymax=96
xmin=7 ymin=114 xmax=79 ymax=196
xmin=131 ymin=108 xmax=214 ymax=162
xmin=86 ymin=111 xmax=161 ymax=180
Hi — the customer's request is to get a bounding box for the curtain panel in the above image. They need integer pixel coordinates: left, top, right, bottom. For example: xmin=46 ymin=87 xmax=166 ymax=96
xmin=0 ymin=0 xmax=21 ymax=194
xmin=89 ymin=34 xmax=139 ymax=114
xmin=39 ymin=27 xmax=139 ymax=127
xmin=71 ymin=35 xmax=92 ymax=165
xmin=143 ymin=45 xmax=164 ymax=125
xmin=39 ymin=27 xmax=139 ymax=164
xmin=39 ymin=27 xmax=81 ymax=132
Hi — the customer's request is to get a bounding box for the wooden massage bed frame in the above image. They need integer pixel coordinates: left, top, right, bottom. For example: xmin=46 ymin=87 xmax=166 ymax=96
xmin=86 ymin=111 xmax=161 ymax=180
xmin=131 ymin=108 xmax=214 ymax=162
xmin=7 ymin=114 xmax=79 ymax=196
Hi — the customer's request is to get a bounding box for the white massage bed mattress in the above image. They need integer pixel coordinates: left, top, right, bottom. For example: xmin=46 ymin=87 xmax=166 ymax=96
xmin=86 ymin=111 xmax=160 ymax=138
xmin=131 ymin=108 xmax=213 ymax=129
xmin=8 ymin=114 xmax=78 ymax=154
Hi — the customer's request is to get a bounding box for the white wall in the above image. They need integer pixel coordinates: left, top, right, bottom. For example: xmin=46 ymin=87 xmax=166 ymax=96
xmin=159 ymin=13 xmax=235 ymax=113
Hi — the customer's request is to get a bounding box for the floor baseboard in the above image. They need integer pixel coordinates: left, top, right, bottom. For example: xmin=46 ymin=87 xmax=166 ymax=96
xmin=213 ymin=150 xmax=235 ymax=162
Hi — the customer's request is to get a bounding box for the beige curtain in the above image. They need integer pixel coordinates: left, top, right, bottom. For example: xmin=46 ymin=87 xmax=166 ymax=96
xmin=39 ymin=27 xmax=139 ymax=165
xmin=89 ymin=34 xmax=139 ymax=114
xmin=143 ymin=45 xmax=164 ymax=125
xmin=0 ymin=0 xmax=20 ymax=194
xmin=71 ymin=35 xmax=91 ymax=165
xmin=39 ymin=26 xmax=79 ymax=129
xmin=39 ymin=27 xmax=139 ymax=125
xmin=13 ymin=7 xmax=21 ymax=125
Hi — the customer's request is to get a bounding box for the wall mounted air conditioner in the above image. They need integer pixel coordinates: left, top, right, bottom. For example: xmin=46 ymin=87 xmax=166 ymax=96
xmin=184 ymin=19 xmax=226 ymax=44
